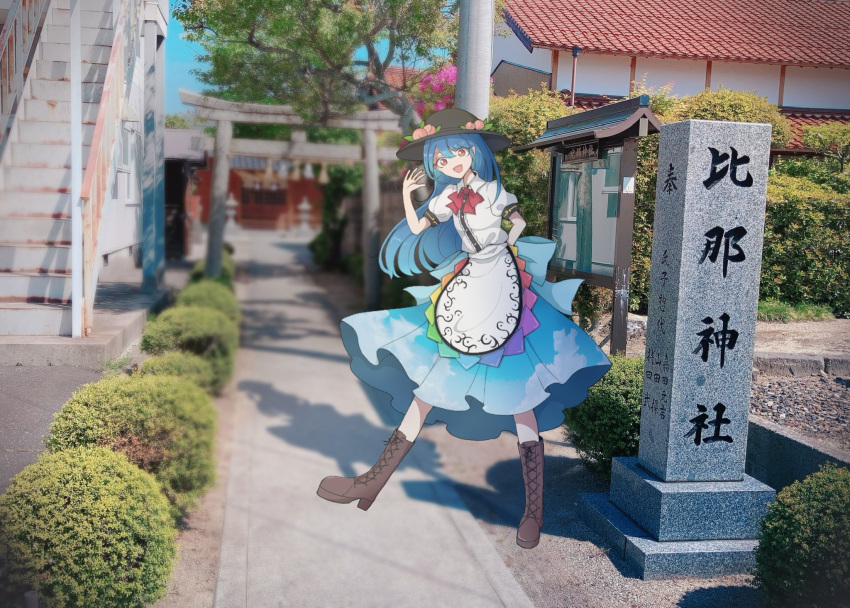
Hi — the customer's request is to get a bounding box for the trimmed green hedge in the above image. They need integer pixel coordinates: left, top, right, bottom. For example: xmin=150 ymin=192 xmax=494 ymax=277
xmin=189 ymin=248 xmax=236 ymax=289
xmin=0 ymin=447 xmax=175 ymax=608
xmin=176 ymin=279 xmax=241 ymax=324
xmin=139 ymin=351 xmax=217 ymax=394
xmin=563 ymin=355 xmax=643 ymax=477
xmin=141 ymin=306 xmax=238 ymax=392
xmin=47 ymin=375 xmax=217 ymax=517
xmin=762 ymin=175 xmax=850 ymax=317
xmin=756 ymin=464 xmax=850 ymax=607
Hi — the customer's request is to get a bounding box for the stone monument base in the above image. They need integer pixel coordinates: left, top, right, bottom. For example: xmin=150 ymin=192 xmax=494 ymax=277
xmin=579 ymin=493 xmax=759 ymax=579
xmin=578 ymin=457 xmax=775 ymax=579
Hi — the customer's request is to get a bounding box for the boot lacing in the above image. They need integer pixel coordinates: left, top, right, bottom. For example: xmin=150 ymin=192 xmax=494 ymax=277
xmin=522 ymin=443 xmax=542 ymax=523
xmin=354 ymin=433 xmax=404 ymax=486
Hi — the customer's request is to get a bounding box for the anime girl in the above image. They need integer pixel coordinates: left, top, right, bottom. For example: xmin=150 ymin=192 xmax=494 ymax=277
xmin=317 ymin=108 xmax=610 ymax=549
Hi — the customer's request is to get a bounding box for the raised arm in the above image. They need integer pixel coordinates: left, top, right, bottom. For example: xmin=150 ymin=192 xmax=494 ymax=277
xmin=403 ymin=167 xmax=432 ymax=235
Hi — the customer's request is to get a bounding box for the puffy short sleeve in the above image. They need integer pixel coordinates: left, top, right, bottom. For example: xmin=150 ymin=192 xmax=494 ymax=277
xmin=490 ymin=185 xmax=519 ymax=219
xmin=425 ymin=190 xmax=453 ymax=226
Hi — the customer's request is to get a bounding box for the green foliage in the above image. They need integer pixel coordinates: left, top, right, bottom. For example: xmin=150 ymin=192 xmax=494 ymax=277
xmin=762 ymin=175 xmax=850 ymax=317
xmin=165 ymin=113 xmax=191 ymax=129
xmin=139 ymin=352 xmax=218 ymax=395
xmin=773 ymin=156 xmax=850 ymax=194
xmin=755 ymin=464 xmax=850 ymax=608
xmin=674 ymin=87 xmax=793 ymax=148
xmin=0 ymin=447 xmax=175 ymax=608
xmin=101 ymin=355 xmax=130 ymax=376
xmin=630 ymin=132 xmax=661 ymax=313
xmin=309 ymin=164 xmax=362 ymax=270
xmin=47 ymin=375 xmax=217 ymax=517
xmin=140 ymin=307 xmax=239 ymax=391
xmin=176 ymin=279 xmax=241 ymax=324
xmin=757 ymin=299 xmax=835 ymax=323
xmin=572 ymin=284 xmax=611 ymax=330
xmin=563 ymin=355 xmax=643 ymax=477
xmin=174 ymin=0 xmax=455 ymax=130
xmin=489 ymin=87 xmax=575 ymax=238
xmin=629 ymin=79 xmax=681 ymax=117
xmin=343 ymin=252 xmax=365 ymax=285
xmin=189 ymin=248 xmax=236 ymax=289
xmin=802 ymin=122 xmax=850 ymax=173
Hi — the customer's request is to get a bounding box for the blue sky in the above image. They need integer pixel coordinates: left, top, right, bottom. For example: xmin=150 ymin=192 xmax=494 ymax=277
xmin=165 ymin=8 xmax=208 ymax=114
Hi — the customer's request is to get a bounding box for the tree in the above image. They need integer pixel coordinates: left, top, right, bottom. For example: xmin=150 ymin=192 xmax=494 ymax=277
xmin=803 ymin=122 xmax=850 ymax=173
xmin=173 ymin=0 xmax=458 ymax=132
xmin=165 ymin=113 xmax=191 ymax=129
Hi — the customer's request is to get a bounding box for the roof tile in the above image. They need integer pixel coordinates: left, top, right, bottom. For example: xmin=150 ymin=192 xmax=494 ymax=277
xmin=506 ymin=0 xmax=850 ymax=67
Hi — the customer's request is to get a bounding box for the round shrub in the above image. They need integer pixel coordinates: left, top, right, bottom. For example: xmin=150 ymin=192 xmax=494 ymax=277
xmin=176 ymin=279 xmax=240 ymax=324
xmin=47 ymin=374 xmax=217 ymax=517
xmin=189 ymin=249 xmax=235 ymax=289
xmin=674 ymin=86 xmax=793 ymax=148
xmin=755 ymin=464 xmax=850 ymax=608
xmin=139 ymin=352 xmax=217 ymax=394
xmin=563 ymin=355 xmax=643 ymax=477
xmin=140 ymin=306 xmax=238 ymax=391
xmin=0 ymin=447 xmax=175 ymax=608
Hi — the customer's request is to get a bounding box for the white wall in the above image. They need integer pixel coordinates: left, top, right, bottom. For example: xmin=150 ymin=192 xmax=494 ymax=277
xmin=99 ymin=16 xmax=144 ymax=256
xmin=492 ymin=29 xmax=850 ymax=110
xmin=784 ymin=67 xmax=850 ymax=109
xmin=558 ymin=52 xmax=632 ymax=96
xmin=711 ymin=62 xmax=782 ymax=104
xmin=634 ymin=57 xmax=707 ymax=97
xmin=492 ymin=25 xmax=553 ymax=75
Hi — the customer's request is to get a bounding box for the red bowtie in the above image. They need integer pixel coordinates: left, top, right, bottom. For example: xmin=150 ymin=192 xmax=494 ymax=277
xmin=447 ymin=187 xmax=485 ymax=215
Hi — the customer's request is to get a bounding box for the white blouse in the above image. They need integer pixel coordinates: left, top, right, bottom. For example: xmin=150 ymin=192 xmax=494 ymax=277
xmin=426 ymin=173 xmax=519 ymax=255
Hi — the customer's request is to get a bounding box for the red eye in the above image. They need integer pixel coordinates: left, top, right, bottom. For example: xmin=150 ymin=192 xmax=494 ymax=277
xmin=456 ymin=148 xmax=468 ymax=157
xmin=436 ymin=158 xmax=448 ymax=168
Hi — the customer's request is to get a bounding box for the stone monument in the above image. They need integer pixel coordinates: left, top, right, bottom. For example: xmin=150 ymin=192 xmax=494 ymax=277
xmin=579 ymin=120 xmax=776 ymax=579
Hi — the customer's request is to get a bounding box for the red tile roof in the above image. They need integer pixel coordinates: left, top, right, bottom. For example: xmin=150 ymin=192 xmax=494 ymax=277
xmin=382 ymin=66 xmax=422 ymax=91
xmin=506 ymin=0 xmax=850 ymax=68
xmin=781 ymin=107 xmax=850 ymax=149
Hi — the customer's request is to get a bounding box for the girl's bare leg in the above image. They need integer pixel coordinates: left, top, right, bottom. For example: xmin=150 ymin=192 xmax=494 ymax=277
xmin=514 ymin=409 xmax=539 ymax=444
xmin=398 ymin=396 xmax=433 ymax=440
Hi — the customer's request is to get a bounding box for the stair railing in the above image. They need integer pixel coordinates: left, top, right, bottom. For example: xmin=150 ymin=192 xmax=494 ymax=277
xmin=0 ymin=0 xmax=51 ymax=154
xmin=79 ymin=0 xmax=139 ymax=333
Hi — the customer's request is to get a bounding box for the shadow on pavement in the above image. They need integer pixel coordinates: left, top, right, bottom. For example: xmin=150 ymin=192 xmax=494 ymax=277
xmin=239 ymin=307 xmax=340 ymax=346
xmin=676 ymin=585 xmax=763 ymax=607
xmin=237 ymin=380 xmax=442 ymax=480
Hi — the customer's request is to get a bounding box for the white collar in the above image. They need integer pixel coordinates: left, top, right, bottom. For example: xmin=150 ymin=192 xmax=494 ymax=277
xmin=455 ymin=171 xmax=486 ymax=193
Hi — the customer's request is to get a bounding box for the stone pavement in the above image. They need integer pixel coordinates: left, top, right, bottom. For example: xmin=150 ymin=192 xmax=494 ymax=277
xmin=215 ymin=230 xmax=534 ymax=608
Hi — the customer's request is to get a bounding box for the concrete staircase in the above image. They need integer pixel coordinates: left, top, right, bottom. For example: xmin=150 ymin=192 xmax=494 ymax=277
xmin=0 ymin=0 xmax=113 ymax=335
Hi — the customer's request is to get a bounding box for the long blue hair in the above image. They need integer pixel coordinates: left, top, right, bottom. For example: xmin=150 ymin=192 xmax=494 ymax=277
xmin=380 ymin=133 xmax=502 ymax=278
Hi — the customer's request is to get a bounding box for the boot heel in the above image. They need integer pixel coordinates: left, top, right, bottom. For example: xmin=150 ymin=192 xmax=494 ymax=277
xmin=357 ymin=499 xmax=373 ymax=511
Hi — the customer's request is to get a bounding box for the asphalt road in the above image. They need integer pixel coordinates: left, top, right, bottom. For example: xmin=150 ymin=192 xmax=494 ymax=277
xmin=0 ymin=366 xmax=102 ymax=494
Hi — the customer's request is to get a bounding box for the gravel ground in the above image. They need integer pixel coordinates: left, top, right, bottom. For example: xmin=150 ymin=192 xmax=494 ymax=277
xmin=750 ymin=374 xmax=850 ymax=451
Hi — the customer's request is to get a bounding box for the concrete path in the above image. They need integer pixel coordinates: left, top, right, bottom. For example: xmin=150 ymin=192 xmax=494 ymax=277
xmin=215 ymin=231 xmax=533 ymax=608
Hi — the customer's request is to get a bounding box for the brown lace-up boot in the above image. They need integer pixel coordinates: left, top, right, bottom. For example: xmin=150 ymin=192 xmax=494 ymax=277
xmin=516 ymin=436 xmax=544 ymax=548
xmin=317 ymin=429 xmax=414 ymax=511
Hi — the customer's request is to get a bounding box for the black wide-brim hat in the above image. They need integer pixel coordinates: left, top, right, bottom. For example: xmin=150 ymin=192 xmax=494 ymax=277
xmin=396 ymin=108 xmax=511 ymax=161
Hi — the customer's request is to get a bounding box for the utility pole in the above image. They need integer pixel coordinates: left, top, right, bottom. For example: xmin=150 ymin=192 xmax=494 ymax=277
xmin=455 ymin=0 xmax=493 ymax=120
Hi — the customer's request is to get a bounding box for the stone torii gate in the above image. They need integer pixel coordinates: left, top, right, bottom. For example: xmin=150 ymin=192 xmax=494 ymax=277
xmin=179 ymin=90 xmax=402 ymax=308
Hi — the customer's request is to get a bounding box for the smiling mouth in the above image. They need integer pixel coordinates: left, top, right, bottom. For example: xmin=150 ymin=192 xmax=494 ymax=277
xmin=453 ymin=164 xmax=464 ymax=173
